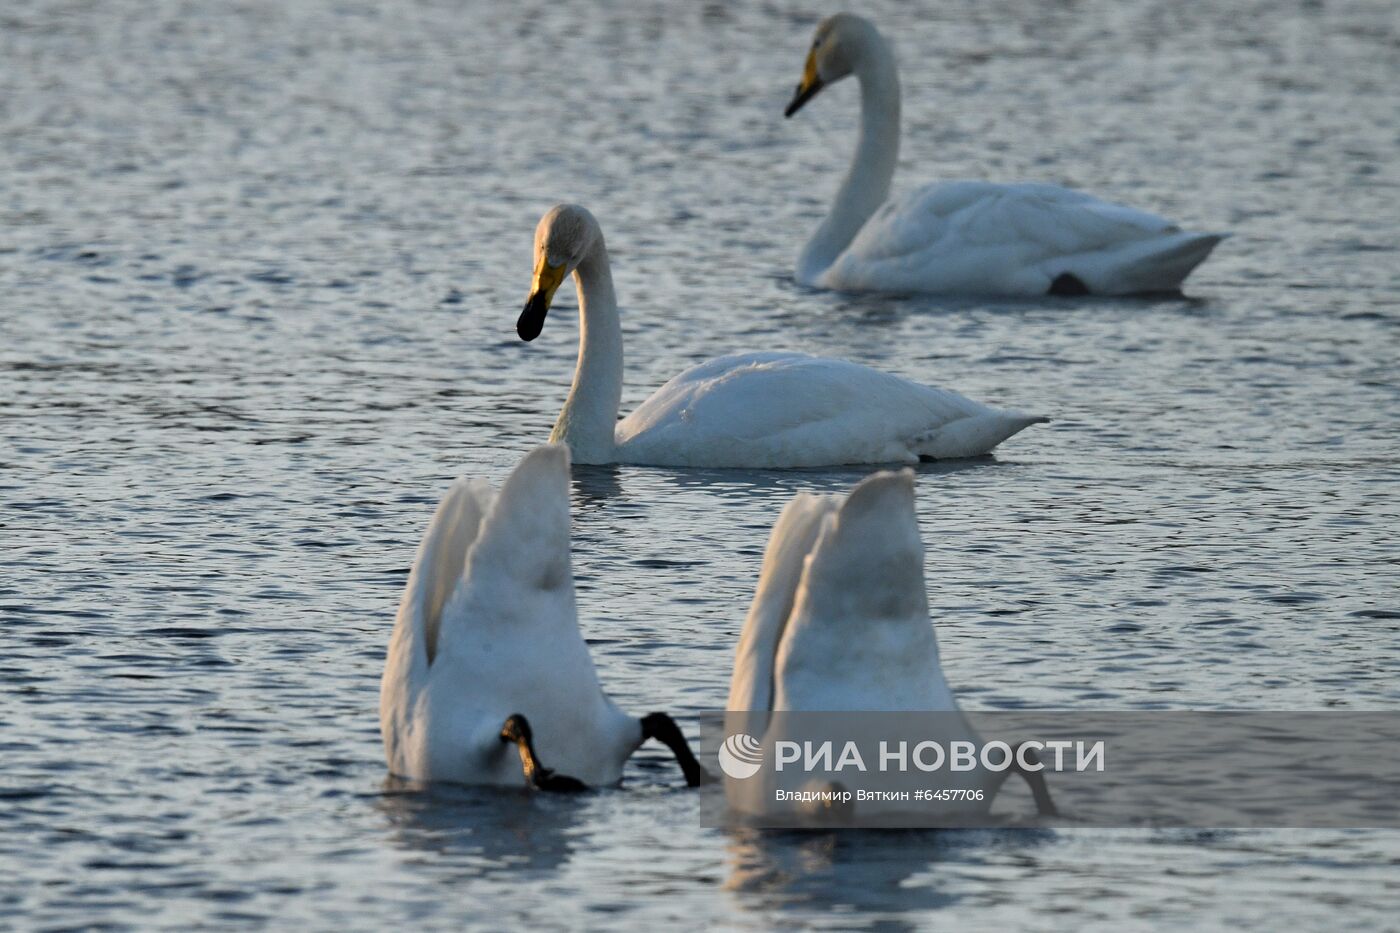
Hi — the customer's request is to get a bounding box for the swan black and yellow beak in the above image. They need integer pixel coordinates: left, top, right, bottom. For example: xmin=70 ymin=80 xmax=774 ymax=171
xmin=518 ymin=257 xmax=567 ymax=341
xmin=784 ymin=51 xmax=825 ymax=117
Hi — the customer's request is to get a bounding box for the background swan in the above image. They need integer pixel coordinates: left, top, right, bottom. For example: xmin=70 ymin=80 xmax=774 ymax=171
xmin=517 ymin=204 xmax=1045 ymax=467
xmin=380 ymin=445 xmax=705 ymax=790
xmin=726 ymin=469 xmax=1055 ymax=820
xmin=785 ymin=13 xmax=1224 ymax=296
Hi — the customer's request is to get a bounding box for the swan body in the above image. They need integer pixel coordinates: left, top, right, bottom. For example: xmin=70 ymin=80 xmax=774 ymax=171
xmin=822 ymin=181 xmax=1225 ymax=296
xmin=617 ymin=350 xmax=1042 ymax=468
xmin=726 ymin=469 xmax=1054 ymax=820
xmin=517 ymin=204 xmax=1044 ymax=468
xmin=380 ymin=445 xmax=703 ymax=789
xmin=786 ymin=14 xmax=1223 ymax=296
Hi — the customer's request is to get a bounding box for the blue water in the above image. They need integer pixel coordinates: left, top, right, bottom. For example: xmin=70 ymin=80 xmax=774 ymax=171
xmin=3 ymin=0 xmax=1398 ymax=927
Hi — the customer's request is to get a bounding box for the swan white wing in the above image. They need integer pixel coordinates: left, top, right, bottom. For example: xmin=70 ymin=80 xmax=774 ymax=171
xmin=773 ymin=470 xmax=958 ymax=712
xmin=380 ymin=475 xmax=493 ymax=775
xmin=728 ymin=491 xmax=839 ymax=729
xmin=826 ymin=181 xmax=1221 ymax=295
xmin=615 ymin=352 xmax=1035 ymax=468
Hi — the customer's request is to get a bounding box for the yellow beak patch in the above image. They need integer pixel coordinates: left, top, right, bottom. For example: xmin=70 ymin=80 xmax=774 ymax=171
xmin=800 ymin=50 xmax=819 ymax=92
xmin=785 ymin=51 xmax=826 ymax=117
xmin=518 ymin=256 xmax=568 ymax=341
xmin=529 ymin=256 xmax=567 ymax=310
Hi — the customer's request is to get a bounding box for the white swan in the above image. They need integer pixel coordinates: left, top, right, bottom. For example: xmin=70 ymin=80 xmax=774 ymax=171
xmin=726 ymin=468 xmax=1055 ymax=820
xmin=785 ymin=13 xmax=1224 ymax=296
xmin=379 ymin=445 xmax=705 ymax=790
xmin=517 ymin=204 xmax=1045 ymax=467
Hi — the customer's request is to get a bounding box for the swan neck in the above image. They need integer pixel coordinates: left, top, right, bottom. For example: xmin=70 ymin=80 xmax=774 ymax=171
xmin=550 ymin=240 xmax=622 ymax=464
xmin=797 ymin=34 xmax=902 ymax=284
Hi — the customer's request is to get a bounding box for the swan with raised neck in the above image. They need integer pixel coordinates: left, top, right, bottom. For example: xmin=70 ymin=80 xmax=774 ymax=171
xmin=784 ymin=13 xmax=1224 ymax=296
xmin=787 ymin=13 xmax=902 ymax=286
xmin=517 ymin=204 xmax=622 ymax=464
xmin=515 ymin=203 xmax=1046 ymax=468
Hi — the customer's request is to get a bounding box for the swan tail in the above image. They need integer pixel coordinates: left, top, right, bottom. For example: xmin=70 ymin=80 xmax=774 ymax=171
xmin=789 ymin=470 xmax=927 ymax=635
xmin=1077 ymin=231 xmax=1225 ymax=295
xmin=912 ymin=411 xmax=1047 ymax=460
xmin=770 ymin=470 xmax=964 ymax=713
xmin=461 ymin=444 xmax=574 ymax=594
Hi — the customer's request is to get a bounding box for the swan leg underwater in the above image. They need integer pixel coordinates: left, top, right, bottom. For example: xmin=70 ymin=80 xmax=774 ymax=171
xmin=784 ymin=13 xmax=1224 ymax=296
xmin=517 ymin=203 xmax=1046 ymax=468
xmin=727 ymin=467 xmax=1057 ymax=820
xmin=379 ymin=444 xmax=707 ymax=791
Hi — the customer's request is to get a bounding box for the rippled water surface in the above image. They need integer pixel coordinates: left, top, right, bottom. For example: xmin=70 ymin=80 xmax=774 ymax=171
xmin=4 ymin=0 xmax=1399 ymax=928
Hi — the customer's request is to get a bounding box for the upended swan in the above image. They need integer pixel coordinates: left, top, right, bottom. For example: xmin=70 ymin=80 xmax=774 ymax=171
xmin=517 ymin=204 xmax=1044 ymax=468
xmin=726 ymin=468 xmax=1056 ymax=821
xmin=379 ymin=445 xmax=705 ymax=790
xmin=785 ymin=13 xmax=1224 ymax=296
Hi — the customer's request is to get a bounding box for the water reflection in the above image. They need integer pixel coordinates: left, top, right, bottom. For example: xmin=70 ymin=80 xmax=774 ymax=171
xmin=643 ymin=456 xmax=1008 ymax=501
xmin=724 ymin=828 xmax=962 ymax=922
xmin=571 ymin=463 xmax=626 ymax=506
xmin=376 ymin=777 xmax=590 ymax=881
xmin=724 ymin=826 xmax=1059 ymax=923
xmin=564 ymin=457 xmax=1012 ymax=521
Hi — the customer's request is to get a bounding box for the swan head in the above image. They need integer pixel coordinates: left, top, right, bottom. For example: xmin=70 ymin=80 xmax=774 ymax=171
xmin=518 ymin=203 xmax=602 ymax=342
xmin=784 ymin=13 xmax=881 ymax=117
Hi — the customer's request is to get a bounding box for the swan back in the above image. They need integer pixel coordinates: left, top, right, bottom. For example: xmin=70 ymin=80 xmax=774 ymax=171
xmin=827 ymin=180 xmax=1223 ymax=295
xmin=616 ymin=351 xmax=1035 ymax=468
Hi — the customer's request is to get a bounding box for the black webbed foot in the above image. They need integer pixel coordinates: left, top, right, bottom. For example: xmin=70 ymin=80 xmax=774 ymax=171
xmin=641 ymin=712 xmax=712 ymax=787
xmin=534 ymin=770 xmax=588 ymax=793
